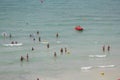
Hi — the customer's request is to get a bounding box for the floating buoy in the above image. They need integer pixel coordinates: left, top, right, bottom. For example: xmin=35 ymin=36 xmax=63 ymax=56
xmin=75 ymin=25 xmax=83 ymax=31
xmin=100 ymin=72 xmax=104 ymax=76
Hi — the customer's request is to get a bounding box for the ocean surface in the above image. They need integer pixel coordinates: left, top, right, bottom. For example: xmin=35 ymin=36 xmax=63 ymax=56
xmin=0 ymin=0 xmax=120 ymax=80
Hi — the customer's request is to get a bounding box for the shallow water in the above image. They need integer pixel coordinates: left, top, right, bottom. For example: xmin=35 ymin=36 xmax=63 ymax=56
xmin=0 ymin=0 xmax=120 ymax=80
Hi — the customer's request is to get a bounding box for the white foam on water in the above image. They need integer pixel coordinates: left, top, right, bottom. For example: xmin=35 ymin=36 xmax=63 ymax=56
xmin=97 ymin=65 xmax=115 ymax=68
xmin=80 ymin=66 xmax=93 ymax=70
xmin=41 ymin=41 xmax=49 ymax=44
xmin=3 ymin=43 xmax=23 ymax=46
xmin=89 ymin=55 xmax=106 ymax=58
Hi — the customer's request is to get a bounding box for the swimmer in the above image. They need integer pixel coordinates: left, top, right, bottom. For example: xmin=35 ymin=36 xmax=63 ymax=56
xmin=60 ymin=48 xmax=63 ymax=54
xmin=11 ymin=41 xmax=14 ymax=44
xmin=20 ymin=56 xmax=24 ymax=62
xmin=29 ymin=34 xmax=32 ymax=38
xmin=37 ymin=78 xmax=39 ymax=80
xmin=37 ymin=31 xmax=39 ymax=35
xmin=102 ymin=45 xmax=105 ymax=52
xmin=38 ymin=36 xmax=41 ymax=42
xmin=15 ymin=41 xmax=18 ymax=44
xmin=33 ymin=38 xmax=35 ymax=42
xmin=54 ymin=52 xmax=57 ymax=57
xmin=26 ymin=53 xmax=29 ymax=61
xmin=2 ymin=32 xmax=7 ymax=39
xmin=9 ymin=33 xmax=12 ymax=38
xmin=40 ymin=0 xmax=44 ymax=3
xmin=32 ymin=47 xmax=34 ymax=51
xmin=65 ymin=47 xmax=67 ymax=53
xmin=47 ymin=43 xmax=49 ymax=48
xmin=56 ymin=33 xmax=59 ymax=38
xmin=107 ymin=45 xmax=110 ymax=52
xmin=26 ymin=22 xmax=29 ymax=25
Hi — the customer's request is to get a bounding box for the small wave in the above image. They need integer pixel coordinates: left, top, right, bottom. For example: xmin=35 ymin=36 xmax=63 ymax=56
xmin=3 ymin=43 xmax=23 ymax=47
xmin=97 ymin=65 xmax=115 ymax=68
xmin=80 ymin=66 xmax=93 ymax=70
xmin=89 ymin=55 xmax=106 ymax=58
xmin=41 ymin=41 xmax=49 ymax=44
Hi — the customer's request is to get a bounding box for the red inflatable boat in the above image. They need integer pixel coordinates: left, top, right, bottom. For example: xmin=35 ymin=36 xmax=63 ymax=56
xmin=75 ymin=25 xmax=83 ymax=31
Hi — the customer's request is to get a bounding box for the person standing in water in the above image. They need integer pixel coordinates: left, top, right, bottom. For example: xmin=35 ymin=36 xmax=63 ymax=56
xmin=38 ymin=36 xmax=41 ymax=42
xmin=47 ymin=43 xmax=49 ymax=48
xmin=37 ymin=78 xmax=39 ymax=80
xmin=26 ymin=53 xmax=29 ymax=61
xmin=20 ymin=56 xmax=24 ymax=62
xmin=37 ymin=31 xmax=39 ymax=35
xmin=65 ymin=47 xmax=67 ymax=53
xmin=102 ymin=45 xmax=105 ymax=52
xmin=9 ymin=33 xmax=12 ymax=39
xmin=32 ymin=47 xmax=34 ymax=51
xmin=54 ymin=52 xmax=57 ymax=57
xmin=56 ymin=33 xmax=59 ymax=38
xmin=60 ymin=48 xmax=63 ymax=54
xmin=107 ymin=45 xmax=110 ymax=52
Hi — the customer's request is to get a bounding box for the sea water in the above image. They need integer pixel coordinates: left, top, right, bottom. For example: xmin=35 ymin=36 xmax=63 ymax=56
xmin=0 ymin=0 xmax=120 ymax=80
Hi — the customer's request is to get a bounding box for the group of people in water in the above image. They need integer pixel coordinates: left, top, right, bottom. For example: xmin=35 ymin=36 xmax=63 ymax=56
xmin=2 ymin=32 xmax=12 ymax=39
xmin=2 ymin=31 xmax=111 ymax=63
xmin=20 ymin=54 xmax=29 ymax=62
xmin=20 ymin=31 xmax=70 ymax=62
xmin=11 ymin=41 xmax=18 ymax=44
xmin=102 ymin=45 xmax=110 ymax=52
xmin=2 ymin=32 xmax=20 ymax=44
xmin=53 ymin=47 xmax=69 ymax=57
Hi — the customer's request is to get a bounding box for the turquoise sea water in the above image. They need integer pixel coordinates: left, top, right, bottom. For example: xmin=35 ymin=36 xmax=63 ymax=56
xmin=0 ymin=0 xmax=120 ymax=80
